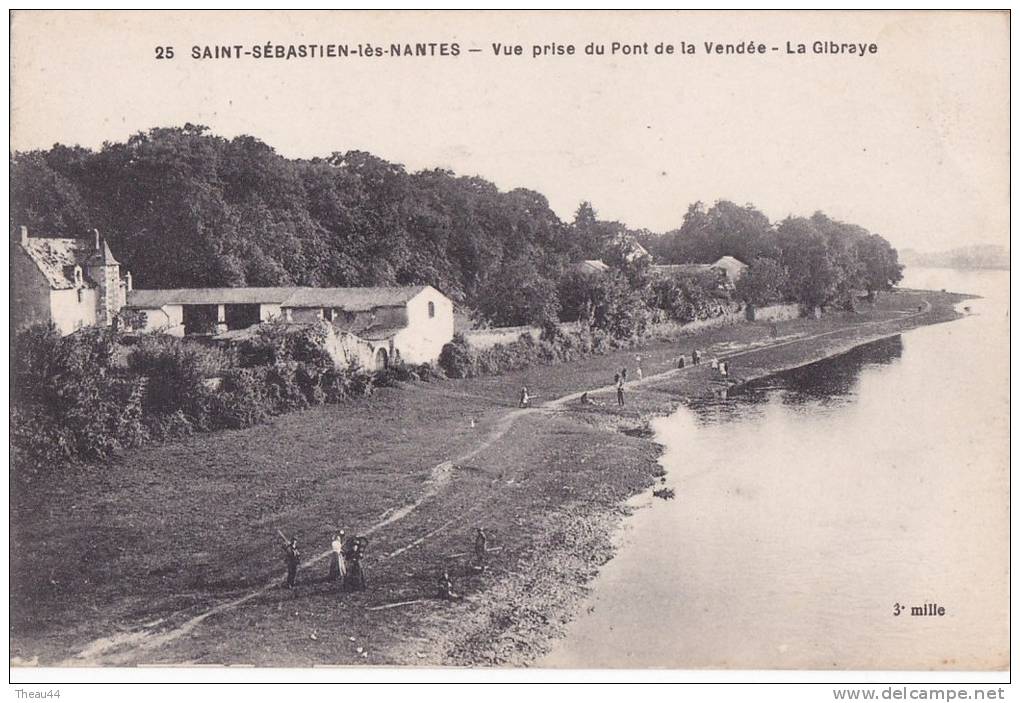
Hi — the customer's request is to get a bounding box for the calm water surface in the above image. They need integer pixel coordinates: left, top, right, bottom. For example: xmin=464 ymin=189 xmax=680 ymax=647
xmin=543 ymin=269 xmax=1009 ymax=669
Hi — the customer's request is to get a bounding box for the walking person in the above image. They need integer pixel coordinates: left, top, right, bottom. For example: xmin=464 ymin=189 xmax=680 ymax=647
xmin=282 ymin=537 xmax=301 ymax=590
xmin=328 ymin=530 xmax=346 ymax=584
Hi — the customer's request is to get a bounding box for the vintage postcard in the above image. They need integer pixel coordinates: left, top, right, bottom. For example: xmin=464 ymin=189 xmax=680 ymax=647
xmin=8 ymin=9 xmax=1010 ymax=683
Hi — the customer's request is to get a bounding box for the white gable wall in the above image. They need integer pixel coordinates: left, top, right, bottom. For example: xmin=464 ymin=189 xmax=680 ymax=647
xmin=392 ymin=286 xmax=454 ymax=365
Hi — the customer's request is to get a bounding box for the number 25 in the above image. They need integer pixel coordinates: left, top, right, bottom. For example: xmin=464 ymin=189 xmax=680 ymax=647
xmin=155 ymin=46 xmax=174 ymax=59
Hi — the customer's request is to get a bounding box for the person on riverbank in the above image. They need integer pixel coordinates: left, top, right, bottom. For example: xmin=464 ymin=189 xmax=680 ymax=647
xmin=343 ymin=536 xmax=368 ymax=592
xmin=635 ymin=356 xmax=643 ymax=380
xmin=328 ymin=531 xmax=346 ymax=584
xmin=621 ymin=367 xmax=628 ymax=383
xmin=692 ymin=349 xmax=701 ymax=365
xmin=473 ymin=527 xmax=489 ymax=571
xmin=617 ymin=377 xmax=625 ymax=407
xmin=282 ymin=537 xmax=300 ymax=589
xmin=518 ymin=385 xmax=530 ymax=408
xmin=677 ymin=355 xmax=686 ymax=369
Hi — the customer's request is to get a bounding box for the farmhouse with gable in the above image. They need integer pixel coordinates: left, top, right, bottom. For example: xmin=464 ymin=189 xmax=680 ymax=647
xmin=12 ymin=226 xmax=454 ymax=370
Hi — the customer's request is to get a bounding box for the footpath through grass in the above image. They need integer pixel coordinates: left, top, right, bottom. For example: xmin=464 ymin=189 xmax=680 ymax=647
xmin=9 ymin=289 xmax=967 ymax=666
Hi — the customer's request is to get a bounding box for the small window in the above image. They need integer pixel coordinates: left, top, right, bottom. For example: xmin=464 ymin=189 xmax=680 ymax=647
xmin=77 ymin=288 xmax=85 ymax=303
xmin=323 ymin=308 xmax=335 ymax=322
xmin=428 ymin=301 xmax=435 ymax=319
xmin=73 ymin=265 xmax=83 ymax=287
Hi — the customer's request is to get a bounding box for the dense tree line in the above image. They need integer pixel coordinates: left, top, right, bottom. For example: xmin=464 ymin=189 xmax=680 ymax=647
xmin=11 ymin=125 xmax=902 ymax=326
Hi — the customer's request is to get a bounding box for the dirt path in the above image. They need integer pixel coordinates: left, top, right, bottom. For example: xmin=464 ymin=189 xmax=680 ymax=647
xmin=59 ymin=300 xmax=933 ymax=665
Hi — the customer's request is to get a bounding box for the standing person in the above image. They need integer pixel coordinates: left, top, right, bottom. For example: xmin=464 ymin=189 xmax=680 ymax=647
xmin=719 ymin=361 xmax=729 ymax=377
xmin=518 ymin=385 xmax=530 ymax=408
xmin=613 ymin=372 xmax=620 ymax=386
xmin=621 ymin=367 xmax=628 ymax=383
xmin=473 ymin=527 xmax=489 ymax=571
xmin=328 ymin=530 xmax=346 ymax=584
xmin=677 ymin=355 xmax=686 ymax=369
xmin=692 ymin=349 xmax=701 ymax=365
xmin=282 ymin=537 xmax=300 ymax=590
xmin=635 ymin=355 xmax=643 ymax=381
xmin=343 ymin=536 xmax=368 ymax=592
xmin=616 ymin=376 xmax=625 ymax=407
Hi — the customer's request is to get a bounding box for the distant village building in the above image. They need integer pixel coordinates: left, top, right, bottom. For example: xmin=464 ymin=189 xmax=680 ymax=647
xmin=569 ymin=259 xmax=610 ymax=277
xmin=124 ymin=284 xmax=453 ymax=369
xmin=12 ymin=226 xmax=132 ymax=335
xmin=650 ymin=256 xmax=748 ymax=291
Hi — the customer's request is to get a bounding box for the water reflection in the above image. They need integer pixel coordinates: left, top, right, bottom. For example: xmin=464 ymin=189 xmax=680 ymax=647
xmin=736 ymin=335 xmax=903 ymax=405
xmin=685 ymin=336 xmax=904 ymax=425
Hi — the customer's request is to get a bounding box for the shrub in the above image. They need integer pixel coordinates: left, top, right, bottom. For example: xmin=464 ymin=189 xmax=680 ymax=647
xmin=12 ymin=325 xmax=146 ymax=466
xmin=127 ymin=335 xmax=230 ymax=426
xmin=438 ymin=333 xmax=476 ymax=379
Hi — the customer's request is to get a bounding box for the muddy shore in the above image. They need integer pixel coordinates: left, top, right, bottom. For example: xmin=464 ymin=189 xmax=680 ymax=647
xmin=9 ymin=288 xmax=969 ymax=668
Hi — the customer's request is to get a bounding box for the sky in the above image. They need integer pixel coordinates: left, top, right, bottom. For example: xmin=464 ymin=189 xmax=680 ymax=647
xmin=10 ymin=10 xmax=1010 ymax=253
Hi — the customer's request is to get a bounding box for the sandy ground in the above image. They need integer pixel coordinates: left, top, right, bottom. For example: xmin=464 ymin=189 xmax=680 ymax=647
xmin=9 ymin=288 xmax=967 ymax=667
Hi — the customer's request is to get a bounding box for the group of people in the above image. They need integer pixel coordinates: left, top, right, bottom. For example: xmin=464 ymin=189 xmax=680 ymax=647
xmin=280 ymin=530 xmax=369 ymax=592
xmin=280 ymin=526 xmax=492 ymax=601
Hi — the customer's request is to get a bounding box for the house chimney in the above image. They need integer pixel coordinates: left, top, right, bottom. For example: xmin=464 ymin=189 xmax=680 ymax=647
xmin=20 ymin=225 xmax=28 ymax=246
xmin=93 ymin=228 xmax=101 ymax=251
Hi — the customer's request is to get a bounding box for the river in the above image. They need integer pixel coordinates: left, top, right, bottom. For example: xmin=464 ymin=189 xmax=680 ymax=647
xmin=542 ymin=268 xmax=1009 ymax=670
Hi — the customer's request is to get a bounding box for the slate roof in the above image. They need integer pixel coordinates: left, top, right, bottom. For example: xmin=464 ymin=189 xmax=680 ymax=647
xmin=127 ymin=287 xmax=300 ymax=307
xmin=127 ymin=285 xmax=429 ymax=312
xmin=282 ymin=286 xmax=427 ymax=311
xmin=19 ymin=237 xmax=98 ymax=290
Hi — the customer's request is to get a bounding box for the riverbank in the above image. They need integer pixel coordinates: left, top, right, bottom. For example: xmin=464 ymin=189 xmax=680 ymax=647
xmin=9 ymin=288 xmax=969 ymax=668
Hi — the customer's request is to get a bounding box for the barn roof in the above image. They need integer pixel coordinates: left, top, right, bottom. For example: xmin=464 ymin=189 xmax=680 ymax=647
xmin=127 ymin=285 xmax=430 ymax=311
xmin=281 ymin=286 xmax=427 ymax=310
xmin=127 ymin=287 xmax=300 ymax=307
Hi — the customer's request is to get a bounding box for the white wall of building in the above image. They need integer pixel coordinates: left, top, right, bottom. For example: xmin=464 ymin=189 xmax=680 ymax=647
xmin=392 ymin=286 xmax=454 ymax=364
xmin=131 ymin=305 xmax=185 ymax=336
xmin=50 ymin=288 xmax=97 ymax=336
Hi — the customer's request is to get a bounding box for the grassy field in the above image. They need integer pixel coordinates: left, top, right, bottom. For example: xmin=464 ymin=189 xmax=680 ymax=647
xmin=9 ymin=289 xmax=969 ymax=667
